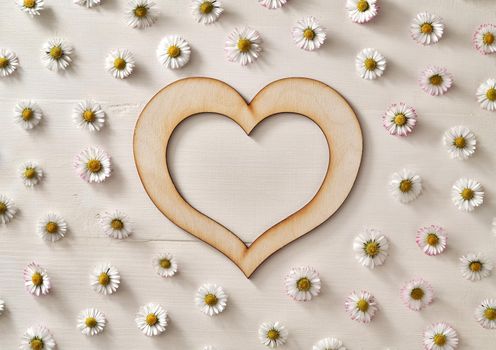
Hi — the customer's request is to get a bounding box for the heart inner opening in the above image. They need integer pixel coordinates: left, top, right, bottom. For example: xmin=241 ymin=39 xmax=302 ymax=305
xmin=167 ymin=113 xmax=329 ymax=244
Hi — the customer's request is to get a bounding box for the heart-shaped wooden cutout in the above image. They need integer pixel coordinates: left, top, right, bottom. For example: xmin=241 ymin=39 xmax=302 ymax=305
xmin=133 ymin=77 xmax=362 ymax=278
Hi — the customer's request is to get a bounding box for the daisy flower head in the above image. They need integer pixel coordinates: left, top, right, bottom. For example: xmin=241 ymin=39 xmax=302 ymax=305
xmin=74 ymin=146 xmax=112 ymax=183
xmin=77 ymin=308 xmax=106 ymax=336
xmin=135 ymin=303 xmax=168 ymax=336
xmin=225 ymin=26 xmax=263 ymax=66
xmin=400 ymin=278 xmax=434 ymax=311
xmin=19 ymin=161 xmax=44 ymax=187
xmin=475 ymin=298 xmax=496 ymax=329
xmin=258 ymin=321 xmax=288 ymax=348
xmin=0 ymin=194 xmax=17 ymax=224
xmin=346 ymin=0 xmax=379 ymax=24
xmin=14 ymin=100 xmax=43 ymax=130
xmin=0 ymin=299 xmax=5 ymax=316
xmin=416 ymin=225 xmax=447 ymax=256
xmin=476 ymin=78 xmax=496 ymax=111
xmin=353 ymin=228 xmax=389 ymax=269
xmin=126 ymin=0 xmax=158 ymax=29
xmin=389 ymin=169 xmax=422 ymax=204
xmin=99 ymin=210 xmax=132 ymax=239
xmin=284 ymin=266 xmax=321 ymax=301
xmin=258 ymin=0 xmax=287 ymax=9
xmin=153 ymin=252 xmax=178 ymax=278
xmin=410 ymin=12 xmax=444 ymax=45
xmin=23 ymin=262 xmax=51 ymax=296
xmin=37 ymin=213 xmax=67 ymax=242
xmin=382 ymin=103 xmax=417 ymax=136
xmin=313 ymin=337 xmax=346 ymax=350
xmin=344 ymin=290 xmax=378 ymax=323
xmin=419 ymin=66 xmax=453 ymax=96
xmin=443 ymin=126 xmax=476 ymax=160
xmin=17 ymin=0 xmax=44 ymax=16
xmin=20 ymin=325 xmax=56 ymax=350
xmin=41 ymin=38 xmax=73 ymax=71
xmin=473 ymin=24 xmax=496 ymax=55
xmin=73 ymin=100 xmax=105 ymax=132
xmin=74 ymin=0 xmax=101 ymax=8
xmin=105 ymin=49 xmax=135 ymax=79
xmin=355 ymin=48 xmax=386 ymax=80
xmin=195 ymin=283 xmax=227 ymax=316
xmin=451 ymin=178 xmax=484 ymax=212
xmin=156 ymin=35 xmax=191 ymax=70
xmin=459 ymin=253 xmax=493 ymax=281
xmin=191 ymin=0 xmax=223 ymax=24
xmin=0 ymin=49 xmax=19 ymax=77
xmin=292 ymin=16 xmax=326 ymax=51
xmin=423 ymin=323 xmax=458 ymax=350
xmin=90 ymin=263 xmax=120 ymax=295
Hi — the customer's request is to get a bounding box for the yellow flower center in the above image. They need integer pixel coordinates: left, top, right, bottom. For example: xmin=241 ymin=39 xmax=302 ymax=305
xmin=85 ymin=317 xmax=98 ymax=328
xmin=83 ymin=110 xmax=95 ymax=122
xmin=410 ymin=287 xmax=424 ymax=300
xmin=461 ymin=188 xmax=474 ymax=201
xmin=365 ymin=241 xmax=379 ymax=257
xmin=50 ymin=46 xmax=63 ymax=60
xmin=0 ymin=202 xmax=6 ymax=214
xmin=426 ymin=233 xmax=439 ymax=246
xmin=204 ymin=293 xmax=218 ymax=306
xmin=146 ymin=313 xmax=158 ymax=326
xmin=483 ymin=32 xmax=495 ymax=45
xmin=24 ymin=0 xmax=36 ymax=8
xmin=167 ymin=46 xmax=181 ymax=58
xmin=134 ymin=6 xmax=148 ymax=18
xmin=486 ymin=88 xmax=496 ymax=101
xmin=30 ymin=339 xmax=44 ymax=350
xmin=433 ymin=334 xmax=447 ymax=346
xmin=237 ymin=39 xmax=252 ymax=53
xmin=454 ymin=136 xmax=466 ymax=149
xmin=399 ymin=179 xmax=412 ymax=193
xmin=303 ymin=28 xmax=315 ymax=40
xmin=357 ymin=299 xmax=369 ymax=312
xmin=160 ymin=258 xmax=171 ymax=269
xmin=0 ymin=57 xmax=8 ymax=68
xmin=86 ymin=159 xmax=102 ymax=173
xmin=267 ymin=329 xmax=280 ymax=340
xmin=32 ymin=272 xmax=43 ymax=286
xmin=22 ymin=108 xmax=34 ymax=121
xmin=364 ymin=58 xmax=377 ymax=71
xmin=420 ymin=23 xmax=433 ymax=34
xmin=113 ymin=58 xmax=126 ymax=71
xmin=394 ymin=113 xmax=407 ymax=126
xmin=200 ymin=1 xmax=214 ymax=14
xmin=470 ymin=261 xmax=482 ymax=272
xmin=484 ymin=308 xmax=496 ymax=321
xmin=98 ymin=272 xmax=110 ymax=286
xmin=296 ymin=277 xmax=311 ymax=291
xmin=24 ymin=168 xmax=36 ymax=179
xmin=356 ymin=0 xmax=369 ymax=12
xmin=111 ymin=219 xmax=124 ymax=230
xmin=429 ymin=74 xmax=443 ymax=86
xmin=45 ymin=221 xmax=58 ymax=234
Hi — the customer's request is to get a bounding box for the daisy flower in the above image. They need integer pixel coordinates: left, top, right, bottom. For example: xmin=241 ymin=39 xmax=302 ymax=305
xmin=135 ymin=303 xmax=168 ymax=336
xmin=353 ymin=228 xmax=389 ymax=269
xmin=0 ymin=49 xmax=19 ymax=77
xmin=126 ymin=0 xmax=158 ymax=29
xmin=74 ymin=0 xmax=101 ymax=7
xmin=476 ymin=78 xmax=496 ymax=111
xmin=77 ymin=308 xmax=106 ymax=336
xmin=191 ymin=0 xmax=223 ymax=24
xmin=0 ymin=194 xmax=17 ymax=224
xmin=416 ymin=225 xmax=447 ymax=256
xmin=225 ymin=26 xmax=263 ymax=66
xmin=41 ymin=38 xmax=73 ymax=71
xmin=423 ymin=323 xmax=458 ymax=350
xmin=99 ymin=210 xmax=132 ymax=239
xmin=17 ymin=0 xmax=44 ymax=16
xmin=14 ymin=100 xmax=43 ymax=130
xmin=400 ymin=278 xmax=434 ymax=311
xmin=355 ymin=48 xmax=386 ymax=80
xmin=37 ymin=213 xmax=67 ymax=242
xmin=313 ymin=337 xmax=346 ymax=350
xmin=410 ymin=12 xmax=444 ymax=45
xmin=23 ymin=262 xmax=51 ymax=296
xmin=258 ymin=0 xmax=287 ymax=9
xmin=443 ymin=126 xmax=476 ymax=160
xmin=346 ymin=0 xmax=379 ymax=24
xmin=284 ymin=266 xmax=321 ymax=301
xmin=20 ymin=325 xmax=56 ymax=350
xmin=73 ymin=100 xmax=105 ymax=132
xmin=258 ymin=321 xmax=288 ymax=348
xmin=19 ymin=161 xmax=44 ymax=187
xmin=153 ymin=252 xmax=178 ymax=278
xmin=344 ymin=290 xmax=378 ymax=323
xmin=90 ymin=263 xmax=120 ymax=295
xmin=292 ymin=16 xmax=326 ymax=51
xmin=389 ymin=169 xmax=422 ymax=204
xmin=419 ymin=66 xmax=453 ymax=96
xmin=0 ymin=299 xmax=5 ymax=316
xmin=475 ymin=298 xmax=496 ymax=329
xmin=156 ymin=35 xmax=191 ymax=70
xmin=451 ymin=178 xmax=484 ymax=212
xmin=459 ymin=253 xmax=493 ymax=281
xmin=382 ymin=103 xmax=417 ymax=136
xmin=195 ymin=283 xmax=227 ymax=316
xmin=473 ymin=24 xmax=496 ymax=55
xmin=74 ymin=146 xmax=112 ymax=183
xmin=105 ymin=49 xmax=135 ymax=79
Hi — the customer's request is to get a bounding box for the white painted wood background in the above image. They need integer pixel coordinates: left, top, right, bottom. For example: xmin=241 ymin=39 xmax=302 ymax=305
xmin=0 ymin=0 xmax=495 ymax=349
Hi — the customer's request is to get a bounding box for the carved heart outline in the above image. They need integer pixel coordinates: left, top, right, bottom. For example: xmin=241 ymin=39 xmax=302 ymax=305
xmin=133 ymin=77 xmax=362 ymax=278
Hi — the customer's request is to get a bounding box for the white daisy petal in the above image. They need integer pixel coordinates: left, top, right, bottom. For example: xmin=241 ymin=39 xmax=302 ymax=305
xmin=126 ymin=0 xmax=158 ymax=29
xmin=284 ymin=266 xmax=321 ymax=301
xmin=258 ymin=321 xmax=288 ymax=348
xmin=37 ymin=213 xmax=67 ymax=242
xmin=292 ymin=16 xmax=326 ymax=51
xmin=443 ymin=126 xmax=476 ymax=160
xmin=20 ymin=325 xmax=56 ymax=350
xmin=476 ymin=78 xmax=496 ymax=111
xmin=77 ymin=308 xmax=106 ymax=336
xmin=313 ymin=337 xmax=346 ymax=350
xmin=153 ymin=252 xmax=178 ymax=278
xmin=41 ymin=38 xmax=73 ymax=71
xmin=0 ymin=49 xmax=19 ymax=77
xmin=135 ymin=303 xmax=168 ymax=336
xmin=344 ymin=290 xmax=378 ymax=323
xmin=73 ymin=100 xmax=105 ymax=132
xmin=473 ymin=24 xmax=496 ymax=55
xmin=382 ymin=103 xmax=417 ymax=136
xmin=459 ymin=253 xmax=493 ymax=281
xmin=74 ymin=0 xmax=101 ymax=8
xmin=105 ymin=49 xmax=135 ymax=79
xmin=258 ymin=0 xmax=287 ymax=9
xmin=346 ymin=0 xmax=379 ymax=24
xmin=74 ymin=146 xmax=112 ymax=183
xmin=156 ymin=35 xmax=191 ymax=70
xmin=353 ymin=228 xmax=389 ymax=269
xmin=19 ymin=161 xmax=44 ymax=187
xmin=99 ymin=210 xmax=132 ymax=239
xmin=423 ymin=323 xmax=458 ymax=350
xmin=419 ymin=66 xmax=453 ymax=96
xmin=191 ymin=0 xmax=223 ymax=24
xmin=400 ymin=278 xmax=434 ymax=311
xmin=389 ymin=169 xmax=422 ymax=203
xmin=23 ymin=262 xmax=51 ymax=296
xmin=410 ymin=12 xmax=444 ymax=45
xmin=355 ymin=48 xmax=386 ymax=80
xmin=90 ymin=263 xmax=120 ymax=295
xmin=195 ymin=283 xmax=227 ymax=316
xmin=17 ymin=0 xmax=44 ymax=16
xmin=474 ymin=298 xmax=496 ymax=329
xmin=225 ymin=26 xmax=263 ymax=66
xmin=0 ymin=195 xmax=17 ymax=225
xmin=14 ymin=100 xmax=43 ymax=130
xmin=0 ymin=299 xmax=5 ymax=316
xmin=451 ymin=178 xmax=484 ymax=212
xmin=416 ymin=225 xmax=447 ymax=256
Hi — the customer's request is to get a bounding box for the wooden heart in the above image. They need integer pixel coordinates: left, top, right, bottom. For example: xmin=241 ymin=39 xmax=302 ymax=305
xmin=133 ymin=77 xmax=362 ymax=278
